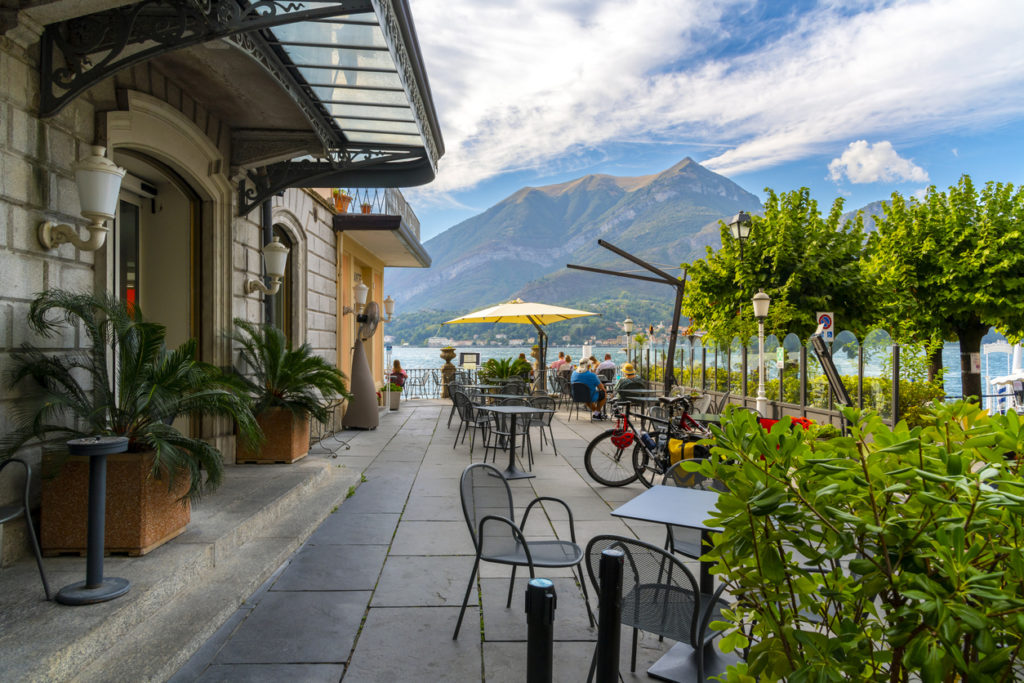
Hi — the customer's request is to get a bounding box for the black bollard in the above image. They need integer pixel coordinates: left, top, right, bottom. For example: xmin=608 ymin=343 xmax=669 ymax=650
xmin=525 ymin=577 xmax=556 ymax=683
xmin=595 ymin=549 xmax=624 ymax=683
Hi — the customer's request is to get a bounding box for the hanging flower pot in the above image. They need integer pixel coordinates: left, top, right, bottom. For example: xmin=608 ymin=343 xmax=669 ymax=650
xmin=360 ymin=202 xmax=372 ymax=214
xmin=333 ymin=190 xmax=352 ymax=213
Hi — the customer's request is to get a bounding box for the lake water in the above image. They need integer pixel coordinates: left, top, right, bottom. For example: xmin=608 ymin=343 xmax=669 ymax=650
xmin=387 ymin=342 xmax=1016 ymax=403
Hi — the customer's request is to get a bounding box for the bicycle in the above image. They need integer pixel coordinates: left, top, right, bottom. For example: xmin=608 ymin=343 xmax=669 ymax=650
xmin=583 ymin=395 xmax=712 ymax=487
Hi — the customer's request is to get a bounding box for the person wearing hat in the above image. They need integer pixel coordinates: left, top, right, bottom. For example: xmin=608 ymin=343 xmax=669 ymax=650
xmin=613 ymin=363 xmax=646 ymax=400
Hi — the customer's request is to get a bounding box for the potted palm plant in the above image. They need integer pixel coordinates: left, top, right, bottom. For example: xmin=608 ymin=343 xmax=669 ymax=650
xmin=1 ymin=290 xmax=260 ymax=555
xmin=230 ymin=319 xmax=351 ymax=463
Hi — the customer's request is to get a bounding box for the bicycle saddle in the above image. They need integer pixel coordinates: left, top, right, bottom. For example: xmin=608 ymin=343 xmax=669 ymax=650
xmin=658 ymin=395 xmax=692 ymax=409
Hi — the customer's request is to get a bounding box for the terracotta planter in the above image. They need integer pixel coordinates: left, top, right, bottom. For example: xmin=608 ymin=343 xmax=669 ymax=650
xmin=41 ymin=451 xmax=190 ymax=556
xmin=238 ymin=408 xmax=310 ymax=464
xmin=360 ymin=202 xmax=372 ymax=214
xmin=333 ymin=194 xmax=352 ymax=213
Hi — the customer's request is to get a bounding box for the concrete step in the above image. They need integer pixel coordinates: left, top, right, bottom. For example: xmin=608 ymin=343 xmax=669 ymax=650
xmin=0 ymin=450 xmax=363 ymax=683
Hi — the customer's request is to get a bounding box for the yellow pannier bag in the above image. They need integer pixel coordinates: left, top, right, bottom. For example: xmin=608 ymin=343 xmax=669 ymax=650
xmin=667 ymin=438 xmax=702 ymax=465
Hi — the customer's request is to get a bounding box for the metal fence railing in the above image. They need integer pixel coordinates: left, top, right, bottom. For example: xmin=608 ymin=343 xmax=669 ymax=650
xmin=393 ymin=368 xmax=481 ymax=399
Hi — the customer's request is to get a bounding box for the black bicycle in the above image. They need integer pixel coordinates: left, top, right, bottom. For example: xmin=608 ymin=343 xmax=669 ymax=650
xmin=583 ymin=396 xmax=712 ymax=487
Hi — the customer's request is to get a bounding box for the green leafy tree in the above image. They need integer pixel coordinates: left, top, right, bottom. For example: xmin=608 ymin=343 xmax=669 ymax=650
xmin=683 ymin=188 xmax=872 ymax=343
xmin=866 ymin=176 xmax=1024 ymax=399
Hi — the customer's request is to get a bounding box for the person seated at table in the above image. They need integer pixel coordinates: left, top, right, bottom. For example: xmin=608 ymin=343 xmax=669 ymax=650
xmin=613 ymin=363 xmax=645 ymax=400
xmin=571 ymin=361 xmax=607 ymax=419
xmin=389 ymin=359 xmax=408 ymax=388
xmin=596 ymin=353 xmax=616 ymax=376
xmin=558 ymin=355 xmax=574 ymax=380
xmin=549 ymin=351 xmax=566 ymax=371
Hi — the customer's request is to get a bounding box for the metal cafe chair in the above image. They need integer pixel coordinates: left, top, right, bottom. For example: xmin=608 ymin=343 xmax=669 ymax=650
xmin=585 ymin=535 xmax=728 ymax=681
xmin=452 ymin=392 xmax=489 ymax=455
xmin=569 ymin=382 xmax=594 ymax=421
xmin=0 ymin=458 xmax=51 ymax=600
xmin=527 ymin=395 xmax=558 ymax=456
xmin=453 ymin=463 xmax=593 ymax=639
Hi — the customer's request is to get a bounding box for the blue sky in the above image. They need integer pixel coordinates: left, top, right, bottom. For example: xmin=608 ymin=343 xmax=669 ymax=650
xmin=405 ymin=0 xmax=1024 ymax=242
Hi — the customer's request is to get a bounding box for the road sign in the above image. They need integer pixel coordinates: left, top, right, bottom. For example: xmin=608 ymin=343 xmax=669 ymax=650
xmin=816 ymin=312 xmax=834 ymax=342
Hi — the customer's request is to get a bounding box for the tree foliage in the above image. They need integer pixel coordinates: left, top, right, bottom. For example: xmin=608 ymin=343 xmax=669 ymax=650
xmin=703 ymin=403 xmax=1024 ymax=682
xmin=683 ymin=188 xmax=871 ymax=343
xmin=866 ymin=176 xmax=1024 ymax=397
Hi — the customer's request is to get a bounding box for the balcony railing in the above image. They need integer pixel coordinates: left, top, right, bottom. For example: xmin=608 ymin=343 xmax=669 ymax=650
xmin=332 ymin=188 xmax=420 ymax=241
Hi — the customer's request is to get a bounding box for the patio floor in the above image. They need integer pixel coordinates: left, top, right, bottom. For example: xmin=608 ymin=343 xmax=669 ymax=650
xmin=172 ymin=399 xmax=707 ymax=682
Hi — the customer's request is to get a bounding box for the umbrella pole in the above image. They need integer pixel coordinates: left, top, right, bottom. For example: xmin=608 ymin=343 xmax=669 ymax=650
xmin=531 ymin=318 xmax=547 ymax=394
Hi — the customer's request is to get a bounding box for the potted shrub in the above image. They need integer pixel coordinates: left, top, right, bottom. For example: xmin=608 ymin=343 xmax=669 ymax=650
xmin=360 ymin=201 xmax=372 ymax=214
xmin=230 ymin=319 xmax=351 ymax=463
xmin=331 ymin=188 xmax=351 ymax=213
xmin=1 ymin=290 xmax=260 ymax=555
xmin=383 ymin=382 xmax=403 ymax=410
xmin=478 ymin=357 xmax=532 ymax=384
xmin=699 ymin=403 xmax=1024 ymax=681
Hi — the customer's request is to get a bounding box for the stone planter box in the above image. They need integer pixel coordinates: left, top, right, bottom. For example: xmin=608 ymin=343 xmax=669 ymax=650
xmin=41 ymin=452 xmax=190 ymax=556
xmin=389 ymin=390 xmax=401 ymax=410
xmin=238 ymin=408 xmax=310 ymax=464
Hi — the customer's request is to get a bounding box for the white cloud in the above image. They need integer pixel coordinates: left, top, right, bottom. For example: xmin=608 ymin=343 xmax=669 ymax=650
xmin=827 ymin=140 xmax=928 ymax=184
xmin=407 ymin=0 xmax=1024 ymax=196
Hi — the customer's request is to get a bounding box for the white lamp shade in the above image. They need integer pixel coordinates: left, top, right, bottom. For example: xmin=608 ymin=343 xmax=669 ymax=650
xmin=729 ymin=211 xmax=752 ymax=240
xmin=383 ymin=295 xmax=395 ymax=317
xmin=262 ymin=237 xmax=289 ymax=279
xmin=74 ymin=146 xmax=126 ymax=221
xmin=752 ymin=290 xmax=771 ymax=319
xmin=623 ymin=318 xmax=634 ymax=334
xmin=354 ymin=280 xmax=369 ymax=307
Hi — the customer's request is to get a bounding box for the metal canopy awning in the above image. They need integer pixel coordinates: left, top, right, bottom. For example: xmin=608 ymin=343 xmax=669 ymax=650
xmin=34 ymin=0 xmax=443 ymax=214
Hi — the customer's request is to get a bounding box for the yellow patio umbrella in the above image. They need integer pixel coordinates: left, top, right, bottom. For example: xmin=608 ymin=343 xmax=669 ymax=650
xmin=443 ymin=298 xmax=599 ymax=389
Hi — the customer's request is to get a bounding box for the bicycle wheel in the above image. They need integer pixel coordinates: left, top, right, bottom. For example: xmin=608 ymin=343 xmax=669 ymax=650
xmin=584 ymin=429 xmax=639 ymax=487
xmin=632 ymin=436 xmax=666 ymax=488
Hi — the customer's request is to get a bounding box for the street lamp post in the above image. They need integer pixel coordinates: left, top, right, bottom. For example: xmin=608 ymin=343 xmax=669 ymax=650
xmin=752 ymin=290 xmax=771 ymax=416
xmin=623 ymin=318 xmax=634 ymax=366
xmin=728 ymin=211 xmax=752 ymax=262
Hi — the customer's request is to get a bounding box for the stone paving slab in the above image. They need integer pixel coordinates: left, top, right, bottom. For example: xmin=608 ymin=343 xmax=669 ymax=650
xmin=195 ymin=663 xmax=346 ymax=682
xmin=371 ymin=555 xmax=476 ymax=607
xmin=390 ymin=520 xmax=476 ymax=555
xmin=343 ymin=606 xmax=483 ymax=682
xmin=270 ymin=544 xmax=388 ymax=592
xmin=306 ymin=512 xmax=400 ymax=545
xmin=214 ymin=590 xmax=370 ymax=664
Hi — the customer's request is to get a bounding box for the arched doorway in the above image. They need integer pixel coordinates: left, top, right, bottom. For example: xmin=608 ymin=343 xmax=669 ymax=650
xmin=112 ymin=150 xmax=201 ymax=351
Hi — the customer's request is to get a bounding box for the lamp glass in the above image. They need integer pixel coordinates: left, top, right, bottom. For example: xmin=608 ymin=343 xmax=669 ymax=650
xmin=752 ymin=290 xmax=771 ymax=319
xmin=353 ymin=280 xmax=369 ymax=307
xmin=383 ymin=295 xmax=395 ymax=317
xmin=262 ymin=238 xmax=289 ymax=279
xmin=729 ymin=211 xmax=751 ymax=241
xmin=74 ymin=146 xmax=126 ymax=221
xmin=623 ymin=318 xmax=634 ymax=334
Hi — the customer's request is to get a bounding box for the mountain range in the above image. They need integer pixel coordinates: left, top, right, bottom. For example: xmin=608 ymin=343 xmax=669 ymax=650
xmin=386 ymin=158 xmax=763 ymax=314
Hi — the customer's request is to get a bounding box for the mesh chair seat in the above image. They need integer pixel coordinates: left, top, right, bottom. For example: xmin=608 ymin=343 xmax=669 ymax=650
xmin=481 ymin=537 xmax=584 ymax=566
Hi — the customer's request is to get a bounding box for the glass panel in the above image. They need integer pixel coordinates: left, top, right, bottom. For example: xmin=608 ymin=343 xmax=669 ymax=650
xmin=274 ymin=19 xmax=386 ymax=49
xmin=333 ymin=118 xmax=420 ymax=134
xmin=118 ymin=200 xmax=140 ymax=312
xmin=863 ymin=329 xmax=893 ymax=419
xmin=746 ymin=335 xmax=757 ymax=398
xmin=764 ymin=334 xmax=780 ymax=401
xmin=310 ymin=86 xmax=409 ymax=106
xmin=730 ymin=336 xmax=742 ymax=395
xmin=324 ymin=102 xmax=413 ymax=119
xmin=297 ymin=67 xmax=403 ymax=90
xmin=344 ymin=131 xmax=423 ymax=145
xmin=782 ymin=333 xmax=802 ymax=404
xmin=806 ymin=338 xmax=828 ymax=409
xmin=833 ymin=330 xmax=860 ymax=403
xmin=281 ymin=44 xmax=394 ymax=71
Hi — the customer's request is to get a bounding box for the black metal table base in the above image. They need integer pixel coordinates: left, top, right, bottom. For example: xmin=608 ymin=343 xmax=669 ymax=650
xmin=56 ymin=577 xmax=131 ymax=605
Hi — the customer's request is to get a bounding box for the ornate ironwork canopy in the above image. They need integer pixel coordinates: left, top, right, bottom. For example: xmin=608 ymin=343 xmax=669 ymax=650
xmin=38 ymin=0 xmax=444 ymax=214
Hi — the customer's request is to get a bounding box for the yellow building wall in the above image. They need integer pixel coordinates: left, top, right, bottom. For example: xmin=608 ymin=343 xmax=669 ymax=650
xmin=337 ymin=236 xmax=387 ymax=392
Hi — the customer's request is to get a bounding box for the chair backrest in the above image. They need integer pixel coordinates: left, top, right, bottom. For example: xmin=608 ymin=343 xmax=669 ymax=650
xmin=453 ymin=391 xmax=476 ymax=420
xmin=505 ymin=380 xmax=527 ymax=395
xmin=570 ymin=382 xmax=592 ymax=403
xmin=598 ymin=368 xmax=615 ymax=382
xmin=0 ymin=458 xmax=31 ymax=524
xmin=528 ymin=396 xmax=555 ymax=424
xmin=692 ymin=394 xmax=713 ymax=414
xmin=715 ymin=391 xmax=732 ymax=413
xmin=499 ymin=397 xmax=529 ymax=406
xmin=585 ymin=535 xmax=701 ymax=641
xmin=459 ymin=463 xmax=516 ymax=552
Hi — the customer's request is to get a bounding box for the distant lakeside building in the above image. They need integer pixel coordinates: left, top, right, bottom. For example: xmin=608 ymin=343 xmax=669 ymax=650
xmin=426 ymin=336 xmax=457 ymax=347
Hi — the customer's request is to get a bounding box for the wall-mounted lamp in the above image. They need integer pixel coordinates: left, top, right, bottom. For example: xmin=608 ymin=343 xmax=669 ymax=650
xmin=39 ymin=146 xmax=126 ymax=251
xmin=245 ymin=237 xmax=290 ymax=296
xmin=343 ymin=274 xmax=371 ymax=321
xmin=383 ymin=295 xmax=395 ymax=322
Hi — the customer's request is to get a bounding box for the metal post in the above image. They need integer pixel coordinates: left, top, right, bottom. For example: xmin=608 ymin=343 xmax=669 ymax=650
xmin=85 ymin=454 xmax=106 ymax=587
xmin=526 ymin=578 xmax=556 ymax=683
xmin=799 ymin=346 xmax=807 ymax=419
xmin=892 ymin=344 xmax=901 ymax=426
xmin=595 ymin=549 xmax=624 ymax=683
xmin=756 ymin=319 xmax=768 ymax=416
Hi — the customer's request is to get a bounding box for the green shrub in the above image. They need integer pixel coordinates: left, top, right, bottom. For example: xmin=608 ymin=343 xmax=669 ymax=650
xmin=698 ymin=403 xmax=1024 ymax=682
